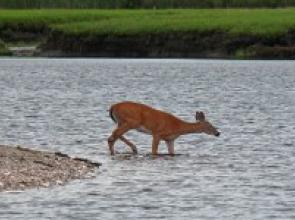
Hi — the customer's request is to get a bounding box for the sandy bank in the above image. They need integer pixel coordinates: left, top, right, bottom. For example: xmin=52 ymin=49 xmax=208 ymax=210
xmin=0 ymin=145 xmax=101 ymax=192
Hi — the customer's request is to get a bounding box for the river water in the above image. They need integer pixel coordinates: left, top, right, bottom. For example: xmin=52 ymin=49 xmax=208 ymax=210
xmin=0 ymin=59 xmax=294 ymax=219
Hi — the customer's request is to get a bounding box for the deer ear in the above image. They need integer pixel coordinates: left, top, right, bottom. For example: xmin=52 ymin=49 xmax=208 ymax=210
xmin=196 ymin=111 xmax=205 ymax=121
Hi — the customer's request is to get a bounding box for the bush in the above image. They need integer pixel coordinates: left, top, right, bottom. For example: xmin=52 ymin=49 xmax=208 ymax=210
xmin=0 ymin=39 xmax=11 ymax=55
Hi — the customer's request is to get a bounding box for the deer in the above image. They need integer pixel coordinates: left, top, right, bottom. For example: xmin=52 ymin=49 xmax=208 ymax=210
xmin=107 ymin=101 xmax=220 ymax=156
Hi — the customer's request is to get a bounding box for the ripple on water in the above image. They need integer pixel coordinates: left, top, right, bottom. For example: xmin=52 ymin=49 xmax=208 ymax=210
xmin=0 ymin=59 xmax=295 ymax=220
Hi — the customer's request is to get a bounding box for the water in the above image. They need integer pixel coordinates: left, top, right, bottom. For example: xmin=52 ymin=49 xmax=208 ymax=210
xmin=0 ymin=58 xmax=295 ymax=219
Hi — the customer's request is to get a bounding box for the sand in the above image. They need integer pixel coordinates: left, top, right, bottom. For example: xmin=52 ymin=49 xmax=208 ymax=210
xmin=0 ymin=145 xmax=101 ymax=192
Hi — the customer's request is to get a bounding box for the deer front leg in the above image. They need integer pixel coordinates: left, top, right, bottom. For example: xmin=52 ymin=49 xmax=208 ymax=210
xmin=151 ymin=135 xmax=160 ymax=155
xmin=108 ymin=124 xmax=131 ymax=155
xmin=165 ymin=140 xmax=175 ymax=155
xmin=119 ymin=135 xmax=138 ymax=154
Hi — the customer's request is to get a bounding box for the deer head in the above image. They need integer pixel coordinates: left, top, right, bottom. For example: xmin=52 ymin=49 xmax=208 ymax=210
xmin=196 ymin=111 xmax=220 ymax=137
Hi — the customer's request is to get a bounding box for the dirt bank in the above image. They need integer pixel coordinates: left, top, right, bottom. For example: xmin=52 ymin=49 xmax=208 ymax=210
xmin=40 ymin=30 xmax=295 ymax=59
xmin=1 ymin=28 xmax=295 ymax=59
xmin=0 ymin=145 xmax=101 ymax=192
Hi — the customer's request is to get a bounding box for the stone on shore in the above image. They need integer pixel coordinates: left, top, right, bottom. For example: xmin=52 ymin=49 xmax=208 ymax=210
xmin=0 ymin=145 xmax=101 ymax=192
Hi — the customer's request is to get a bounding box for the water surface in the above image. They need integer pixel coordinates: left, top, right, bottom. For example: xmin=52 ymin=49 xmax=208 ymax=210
xmin=0 ymin=59 xmax=295 ymax=219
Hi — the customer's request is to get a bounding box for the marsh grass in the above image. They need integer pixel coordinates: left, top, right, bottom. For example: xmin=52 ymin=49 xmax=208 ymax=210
xmin=1 ymin=9 xmax=295 ymax=37
xmin=0 ymin=38 xmax=11 ymax=55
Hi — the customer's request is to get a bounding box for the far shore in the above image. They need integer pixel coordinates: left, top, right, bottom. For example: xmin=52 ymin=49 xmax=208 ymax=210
xmin=1 ymin=9 xmax=295 ymax=59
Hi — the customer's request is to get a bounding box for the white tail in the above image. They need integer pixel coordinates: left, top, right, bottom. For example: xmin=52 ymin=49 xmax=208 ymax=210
xmin=108 ymin=101 xmax=220 ymax=155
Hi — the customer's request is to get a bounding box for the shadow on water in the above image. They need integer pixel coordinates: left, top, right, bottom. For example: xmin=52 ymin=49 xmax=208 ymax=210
xmin=111 ymin=153 xmax=190 ymax=161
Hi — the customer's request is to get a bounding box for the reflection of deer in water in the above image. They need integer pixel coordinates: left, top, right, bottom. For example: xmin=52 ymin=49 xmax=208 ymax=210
xmin=108 ymin=101 xmax=220 ymax=156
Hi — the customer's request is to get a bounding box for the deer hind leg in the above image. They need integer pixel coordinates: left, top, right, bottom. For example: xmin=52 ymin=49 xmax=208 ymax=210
xmin=108 ymin=124 xmax=132 ymax=155
xmin=119 ymin=135 xmax=138 ymax=154
xmin=165 ymin=140 xmax=175 ymax=156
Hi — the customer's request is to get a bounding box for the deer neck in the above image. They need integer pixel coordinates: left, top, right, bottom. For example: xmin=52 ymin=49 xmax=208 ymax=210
xmin=178 ymin=121 xmax=203 ymax=136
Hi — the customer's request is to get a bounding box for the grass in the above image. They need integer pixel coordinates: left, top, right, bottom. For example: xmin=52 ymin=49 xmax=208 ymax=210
xmin=1 ymin=9 xmax=295 ymax=38
xmin=0 ymin=38 xmax=11 ymax=55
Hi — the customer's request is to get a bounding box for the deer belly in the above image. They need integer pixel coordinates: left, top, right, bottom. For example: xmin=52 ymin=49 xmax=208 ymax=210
xmin=136 ymin=126 xmax=152 ymax=134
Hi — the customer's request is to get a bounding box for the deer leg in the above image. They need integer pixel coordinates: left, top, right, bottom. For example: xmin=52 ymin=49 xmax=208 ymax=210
xmin=108 ymin=124 xmax=131 ymax=155
xmin=151 ymin=135 xmax=160 ymax=155
xmin=165 ymin=140 xmax=175 ymax=156
xmin=119 ymin=135 xmax=138 ymax=154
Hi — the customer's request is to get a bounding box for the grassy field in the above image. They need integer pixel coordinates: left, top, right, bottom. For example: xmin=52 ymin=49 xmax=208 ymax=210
xmin=1 ymin=0 xmax=295 ymax=9
xmin=1 ymin=9 xmax=295 ymax=58
xmin=54 ymin=9 xmax=295 ymax=36
xmin=1 ymin=9 xmax=295 ymax=37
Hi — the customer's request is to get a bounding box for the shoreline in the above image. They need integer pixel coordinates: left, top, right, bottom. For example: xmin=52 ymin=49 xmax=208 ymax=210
xmin=42 ymin=32 xmax=295 ymax=59
xmin=0 ymin=145 xmax=101 ymax=192
xmin=2 ymin=31 xmax=295 ymax=59
xmin=1 ymin=9 xmax=295 ymax=59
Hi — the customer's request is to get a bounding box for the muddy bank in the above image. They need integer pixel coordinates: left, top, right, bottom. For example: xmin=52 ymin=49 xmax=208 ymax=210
xmin=1 ymin=28 xmax=295 ymax=58
xmin=40 ymin=30 xmax=295 ymax=59
xmin=0 ymin=145 xmax=101 ymax=192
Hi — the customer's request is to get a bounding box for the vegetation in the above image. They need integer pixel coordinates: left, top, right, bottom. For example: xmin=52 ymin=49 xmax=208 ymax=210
xmin=53 ymin=9 xmax=295 ymax=36
xmin=1 ymin=9 xmax=295 ymax=58
xmin=0 ymin=38 xmax=11 ymax=55
xmin=0 ymin=0 xmax=295 ymax=9
xmin=1 ymin=9 xmax=295 ymax=37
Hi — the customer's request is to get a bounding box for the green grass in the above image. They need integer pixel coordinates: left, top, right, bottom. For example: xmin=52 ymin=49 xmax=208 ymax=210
xmin=0 ymin=10 xmax=111 ymax=26
xmin=1 ymin=9 xmax=295 ymax=37
xmin=0 ymin=38 xmax=11 ymax=55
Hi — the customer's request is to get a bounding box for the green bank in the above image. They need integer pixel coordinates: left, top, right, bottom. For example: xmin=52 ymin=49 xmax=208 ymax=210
xmin=0 ymin=39 xmax=11 ymax=55
xmin=1 ymin=9 xmax=295 ymax=58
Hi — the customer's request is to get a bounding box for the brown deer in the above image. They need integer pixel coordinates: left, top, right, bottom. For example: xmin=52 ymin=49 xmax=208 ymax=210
xmin=108 ymin=101 xmax=220 ymax=156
